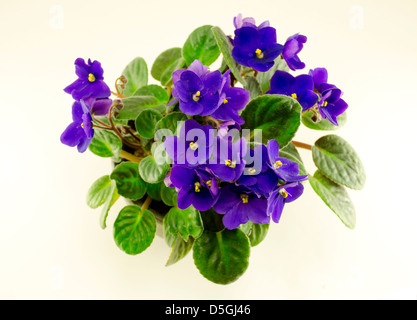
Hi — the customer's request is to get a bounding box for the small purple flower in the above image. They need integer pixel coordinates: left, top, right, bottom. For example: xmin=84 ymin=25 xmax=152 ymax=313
xmin=211 ymin=70 xmax=250 ymax=125
xmin=64 ymin=58 xmax=111 ymax=101
xmin=84 ymin=97 xmax=113 ymax=116
xmin=170 ymin=166 xmax=219 ymax=211
xmin=232 ymin=26 xmax=284 ymax=72
xmin=213 ymin=184 xmax=269 ymax=229
xmin=267 ymin=182 xmax=304 ymax=223
xmin=267 ymin=70 xmax=318 ymax=111
xmin=60 ymin=100 xmax=94 ymax=153
xmin=282 ymin=34 xmax=307 ymax=71
xmin=309 ymin=68 xmax=349 ymax=126
xmin=238 ymin=144 xmax=279 ymax=196
xmin=171 ymin=60 xmax=222 ymax=116
xmin=233 ymin=14 xmax=270 ymax=30
xmin=208 ymin=137 xmax=247 ymax=182
xmin=267 ymin=140 xmax=308 ymax=182
xmin=164 ymin=119 xmax=215 ymax=167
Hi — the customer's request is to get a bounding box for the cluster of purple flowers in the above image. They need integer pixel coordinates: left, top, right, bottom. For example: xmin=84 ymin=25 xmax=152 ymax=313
xmin=164 ymin=119 xmax=307 ymax=229
xmin=61 ymin=58 xmax=112 ymax=152
xmin=170 ymin=60 xmax=250 ymax=125
xmin=232 ymin=14 xmax=348 ymax=125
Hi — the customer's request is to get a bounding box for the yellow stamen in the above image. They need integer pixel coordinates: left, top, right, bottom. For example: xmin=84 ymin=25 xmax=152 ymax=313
xmin=240 ymin=194 xmax=249 ymax=204
xmin=322 ymin=101 xmax=328 ymax=107
xmin=291 ymin=93 xmax=298 ymax=100
xmin=189 ymin=142 xmax=198 ymax=150
xmin=279 ymin=188 xmax=289 ymax=198
xmin=274 ymin=160 xmax=283 ymax=169
xmin=255 ymin=48 xmax=264 ymax=59
xmin=223 ymin=98 xmax=228 ymax=104
xmin=225 ymin=159 xmax=236 ymax=168
xmin=206 ymin=180 xmax=212 ymax=187
xmin=194 ymin=182 xmax=201 ymax=193
xmin=88 ymin=73 xmax=96 ymax=82
xmin=81 ymin=123 xmax=84 ymax=128
xmin=248 ymin=168 xmax=257 ymax=175
xmin=193 ymin=91 xmax=201 ymax=102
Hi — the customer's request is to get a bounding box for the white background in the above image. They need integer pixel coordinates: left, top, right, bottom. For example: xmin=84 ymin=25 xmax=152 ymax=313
xmin=0 ymin=0 xmax=416 ymax=299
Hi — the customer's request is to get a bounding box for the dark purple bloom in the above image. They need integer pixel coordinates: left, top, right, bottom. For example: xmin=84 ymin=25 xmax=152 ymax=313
xmin=267 ymin=140 xmax=308 ymax=182
xmin=170 ymin=166 xmax=219 ymax=211
xmin=282 ymin=34 xmax=307 ymax=71
xmin=164 ymin=119 xmax=215 ymax=167
xmin=208 ymin=137 xmax=247 ymax=182
xmin=232 ymin=26 xmax=284 ymax=72
xmin=309 ymin=68 xmax=349 ymax=126
xmin=60 ymin=100 xmax=94 ymax=153
xmin=64 ymin=58 xmax=111 ymax=101
xmin=267 ymin=70 xmax=318 ymax=111
xmin=233 ymin=14 xmax=270 ymax=30
xmin=238 ymin=144 xmax=279 ymax=195
xmin=171 ymin=60 xmax=222 ymax=116
xmin=213 ymin=184 xmax=269 ymax=229
xmin=267 ymin=182 xmax=304 ymax=223
xmin=84 ymin=97 xmax=113 ymax=116
xmin=211 ymin=70 xmax=250 ymax=125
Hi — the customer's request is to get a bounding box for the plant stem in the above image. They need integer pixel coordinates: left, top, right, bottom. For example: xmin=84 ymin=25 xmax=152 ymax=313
xmin=141 ymin=196 xmax=152 ymax=212
xmin=120 ymin=150 xmax=143 ymax=163
xmin=292 ymin=140 xmax=313 ymax=151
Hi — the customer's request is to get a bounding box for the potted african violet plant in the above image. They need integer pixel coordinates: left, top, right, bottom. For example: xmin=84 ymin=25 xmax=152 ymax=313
xmin=60 ymin=14 xmax=365 ymax=284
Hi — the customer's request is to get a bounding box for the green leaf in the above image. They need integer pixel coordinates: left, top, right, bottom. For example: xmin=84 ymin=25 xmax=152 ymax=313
xmin=312 ymin=135 xmax=366 ymax=190
xmin=309 ymin=170 xmax=356 ymax=229
xmin=200 ymin=208 xmax=225 ymax=232
xmin=113 ymin=205 xmax=156 ymax=255
xmin=166 ymin=236 xmax=194 ymax=266
xmin=163 ymin=206 xmax=203 ymax=247
xmin=86 ymin=175 xmax=114 ymax=209
xmin=183 ymin=25 xmax=220 ymax=66
xmin=88 ymin=129 xmax=122 ymax=158
xmin=146 ymin=182 xmax=163 ymax=201
xmin=154 ymin=112 xmax=188 ymax=141
xmin=280 ymin=143 xmax=308 ymax=176
xmin=302 ymin=110 xmax=347 ymax=130
xmin=160 ymin=185 xmax=178 ymax=207
xmin=100 ymin=182 xmax=119 ymax=230
xmin=241 ymin=94 xmax=302 ymax=148
xmin=256 ymin=56 xmax=289 ymax=93
xmin=138 ymin=155 xmax=170 ymax=184
xmin=110 ymin=162 xmax=147 ymax=201
xmin=211 ymin=26 xmax=246 ymax=85
xmin=239 ymin=222 xmax=269 ymax=247
xmin=193 ymin=229 xmax=250 ymax=285
xmin=244 ymin=76 xmax=262 ymax=100
xmin=133 ymin=84 xmax=169 ymax=104
xmin=135 ymin=109 xmax=163 ymax=139
xmin=151 ymin=48 xmax=182 ymax=82
xmin=117 ymin=96 xmax=164 ymax=120
xmin=161 ymin=58 xmax=186 ymax=86
xmin=121 ymin=57 xmax=148 ymax=97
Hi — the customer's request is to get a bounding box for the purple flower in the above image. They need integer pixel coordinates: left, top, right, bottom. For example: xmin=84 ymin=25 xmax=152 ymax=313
xmin=170 ymin=166 xmax=219 ymax=211
xmin=309 ymin=68 xmax=349 ymax=126
xmin=64 ymin=58 xmax=111 ymax=101
xmin=267 ymin=70 xmax=318 ymax=111
xmin=208 ymin=137 xmax=247 ymax=182
xmin=267 ymin=140 xmax=308 ymax=182
xmin=233 ymin=14 xmax=270 ymax=30
xmin=232 ymin=26 xmax=284 ymax=72
xmin=164 ymin=119 xmax=215 ymax=167
xmin=213 ymin=184 xmax=269 ymax=229
xmin=218 ymin=121 xmax=241 ymax=139
xmin=60 ymin=100 xmax=94 ymax=153
xmin=84 ymin=97 xmax=113 ymax=116
xmin=237 ymin=144 xmax=279 ymax=195
xmin=171 ymin=60 xmax=222 ymax=116
xmin=211 ymin=70 xmax=250 ymax=125
xmin=267 ymin=182 xmax=304 ymax=223
xmin=282 ymin=34 xmax=307 ymax=71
